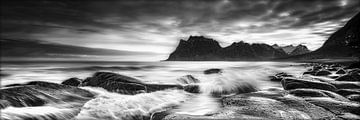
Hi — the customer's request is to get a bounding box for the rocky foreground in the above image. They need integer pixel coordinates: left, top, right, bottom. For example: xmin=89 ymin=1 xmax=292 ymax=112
xmin=1 ymin=62 xmax=360 ymax=120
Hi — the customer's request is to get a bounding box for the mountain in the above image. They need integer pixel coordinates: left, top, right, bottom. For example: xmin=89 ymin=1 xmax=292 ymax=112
xmin=286 ymin=12 xmax=360 ymax=60
xmin=0 ymin=39 xmax=146 ymax=58
xmin=281 ymin=45 xmax=296 ymax=54
xmin=271 ymin=44 xmax=310 ymax=55
xmin=166 ymin=36 xmax=222 ymax=61
xmin=166 ymin=36 xmax=288 ymax=61
xmin=289 ymin=45 xmax=310 ymax=55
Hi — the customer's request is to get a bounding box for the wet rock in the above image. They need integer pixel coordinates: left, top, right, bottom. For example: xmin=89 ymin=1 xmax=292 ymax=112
xmin=4 ymin=83 xmax=24 ymax=87
xmin=61 ymin=77 xmax=82 ymax=86
xmin=183 ymin=84 xmax=200 ymax=93
xmin=162 ymin=90 xmax=337 ymax=120
xmin=346 ymin=62 xmax=360 ymax=69
xmin=281 ymin=78 xmax=338 ymax=92
xmin=151 ymin=110 xmax=173 ymax=120
xmin=313 ymin=66 xmax=323 ymax=71
xmin=328 ymin=81 xmax=360 ymax=89
xmin=0 ymin=81 xmax=94 ymax=109
xmin=336 ymin=69 xmax=346 ymax=74
xmin=336 ymin=73 xmax=360 ymax=82
xmin=315 ymin=70 xmax=332 ymax=76
xmin=304 ymin=97 xmax=360 ymax=117
xmin=146 ymin=84 xmax=183 ymax=92
xmin=96 ymin=80 xmax=147 ymax=95
xmin=303 ymin=71 xmax=316 ymax=75
xmin=204 ymin=68 xmax=222 ymax=74
xmin=289 ymin=88 xmax=349 ymax=101
xmin=269 ymin=72 xmax=293 ymax=81
xmin=347 ymin=94 xmax=360 ymax=102
xmin=84 ymin=72 xmax=144 ymax=86
xmin=177 ymin=75 xmax=200 ymax=84
xmin=337 ymin=89 xmax=360 ymax=96
xmin=82 ymin=72 xmax=184 ymax=94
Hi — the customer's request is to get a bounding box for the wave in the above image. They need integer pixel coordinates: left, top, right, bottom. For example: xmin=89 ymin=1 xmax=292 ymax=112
xmin=47 ymin=65 xmax=161 ymax=71
xmin=76 ymin=87 xmax=194 ymax=120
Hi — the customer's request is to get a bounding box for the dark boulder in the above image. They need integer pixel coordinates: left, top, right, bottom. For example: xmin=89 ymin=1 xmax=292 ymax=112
xmin=303 ymin=71 xmax=316 ymax=75
xmin=0 ymin=81 xmax=94 ymax=109
xmin=96 ymin=80 xmax=147 ymax=95
xmin=315 ymin=70 xmax=332 ymax=76
xmin=346 ymin=62 xmax=360 ymax=69
xmin=347 ymin=94 xmax=360 ymax=102
xmin=151 ymin=111 xmax=173 ymax=120
xmin=81 ymin=72 xmax=147 ymax=95
xmin=337 ymin=89 xmax=360 ymax=96
xmin=336 ymin=73 xmax=360 ymax=82
xmin=61 ymin=77 xmax=82 ymax=86
xmin=177 ymin=75 xmax=200 ymax=84
xmin=84 ymin=72 xmax=144 ymax=86
xmin=289 ymin=89 xmax=349 ymax=101
xmin=82 ymin=72 xmax=184 ymax=94
xmin=329 ymin=81 xmax=360 ymax=89
xmin=204 ymin=68 xmax=222 ymax=74
xmin=304 ymin=97 xmax=360 ymax=117
xmin=183 ymin=84 xmax=200 ymax=93
xmin=336 ymin=69 xmax=347 ymax=74
xmin=281 ymin=78 xmax=338 ymax=92
xmin=145 ymin=84 xmax=183 ymax=92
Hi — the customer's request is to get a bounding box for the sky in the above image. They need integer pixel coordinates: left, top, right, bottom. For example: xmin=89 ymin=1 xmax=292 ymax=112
xmin=1 ymin=0 xmax=360 ymax=61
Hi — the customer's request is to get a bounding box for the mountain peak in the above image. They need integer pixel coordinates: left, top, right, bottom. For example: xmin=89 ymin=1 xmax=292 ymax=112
xmin=167 ymin=36 xmax=288 ymax=61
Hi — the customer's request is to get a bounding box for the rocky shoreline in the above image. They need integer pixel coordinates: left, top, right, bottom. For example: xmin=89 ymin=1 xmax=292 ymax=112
xmin=1 ymin=62 xmax=360 ymax=120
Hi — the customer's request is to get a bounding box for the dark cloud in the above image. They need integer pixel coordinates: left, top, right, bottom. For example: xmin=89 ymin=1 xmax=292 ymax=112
xmin=1 ymin=0 xmax=360 ymax=60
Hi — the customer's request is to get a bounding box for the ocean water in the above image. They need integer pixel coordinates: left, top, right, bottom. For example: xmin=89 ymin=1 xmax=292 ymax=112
xmin=0 ymin=61 xmax=309 ymax=119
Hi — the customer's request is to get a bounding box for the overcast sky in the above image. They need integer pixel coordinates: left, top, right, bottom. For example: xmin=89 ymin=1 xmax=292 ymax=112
xmin=1 ymin=0 xmax=360 ymax=61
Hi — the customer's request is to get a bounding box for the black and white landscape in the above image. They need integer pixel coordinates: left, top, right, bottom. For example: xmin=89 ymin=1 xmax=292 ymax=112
xmin=1 ymin=0 xmax=360 ymax=120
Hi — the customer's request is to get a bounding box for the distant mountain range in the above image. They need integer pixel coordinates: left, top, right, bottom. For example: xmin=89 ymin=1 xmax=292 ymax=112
xmin=166 ymin=36 xmax=290 ymax=61
xmin=272 ymin=44 xmax=311 ymax=56
xmin=283 ymin=12 xmax=360 ymax=60
xmin=0 ymin=39 xmax=147 ymax=58
xmin=167 ymin=12 xmax=360 ymax=61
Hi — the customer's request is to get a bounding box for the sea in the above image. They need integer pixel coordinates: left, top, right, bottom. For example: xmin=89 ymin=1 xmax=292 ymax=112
xmin=0 ymin=61 xmax=310 ymax=119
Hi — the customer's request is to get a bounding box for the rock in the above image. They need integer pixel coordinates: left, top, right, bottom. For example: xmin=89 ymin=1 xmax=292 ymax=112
xmin=315 ymin=70 xmax=332 ymax=76
xmin=162 ymin=90 xmax=337 ymax=120
xmin=82 ymin=72 xmax=184 ymax=94
xmin=183 ymin=84 xmax=200 ymax=93
xmin=61 ymin=77 xmax=82 ymax=86
xmin=289 ymin=89 xmax=349 ymax=101
xmin=151 ymin=111 xmax=172 ymax=120
xmin=303 ymin=71 xmax=316 ymax=75
xmin=336 ymin=73 xmax=360 ymax=82
xmin=281 ymin=78 xmax=338 ymax=92
xmin=204 ymin=68 xmax=222 ymax=74
xmin=177 ymin=75 xmax=200 ymax=84
xmin=0 ymin=81 xmax=94 ymax=109
xmin=336 ymin=69 xmax=347 ymax=74
xmin=145 ymin=84 xmax=183 ymax=92
xmin=84 ymin=72 xmax=144 ymax=86
xmin=346 ymin=62 xmax=360 ymax=69
xmin=328 ymin=81 xmax=360 ymax=89
xmin=96 ymin=80 xmax=147 ymax=95
xmin=304 ymin=97 xmax=360 ymax=117
xmin=81 ymin=72 xmax=147 ymax=94
xmin=269 ymin=72 xmax=293 ymax=81
xmin=347 ymin=94 xmax=360 ymax=102
xmin=4 ymin=83 xmax=24 ymax=87
xmin=337 ymin=89 xmax=360 ymax=96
